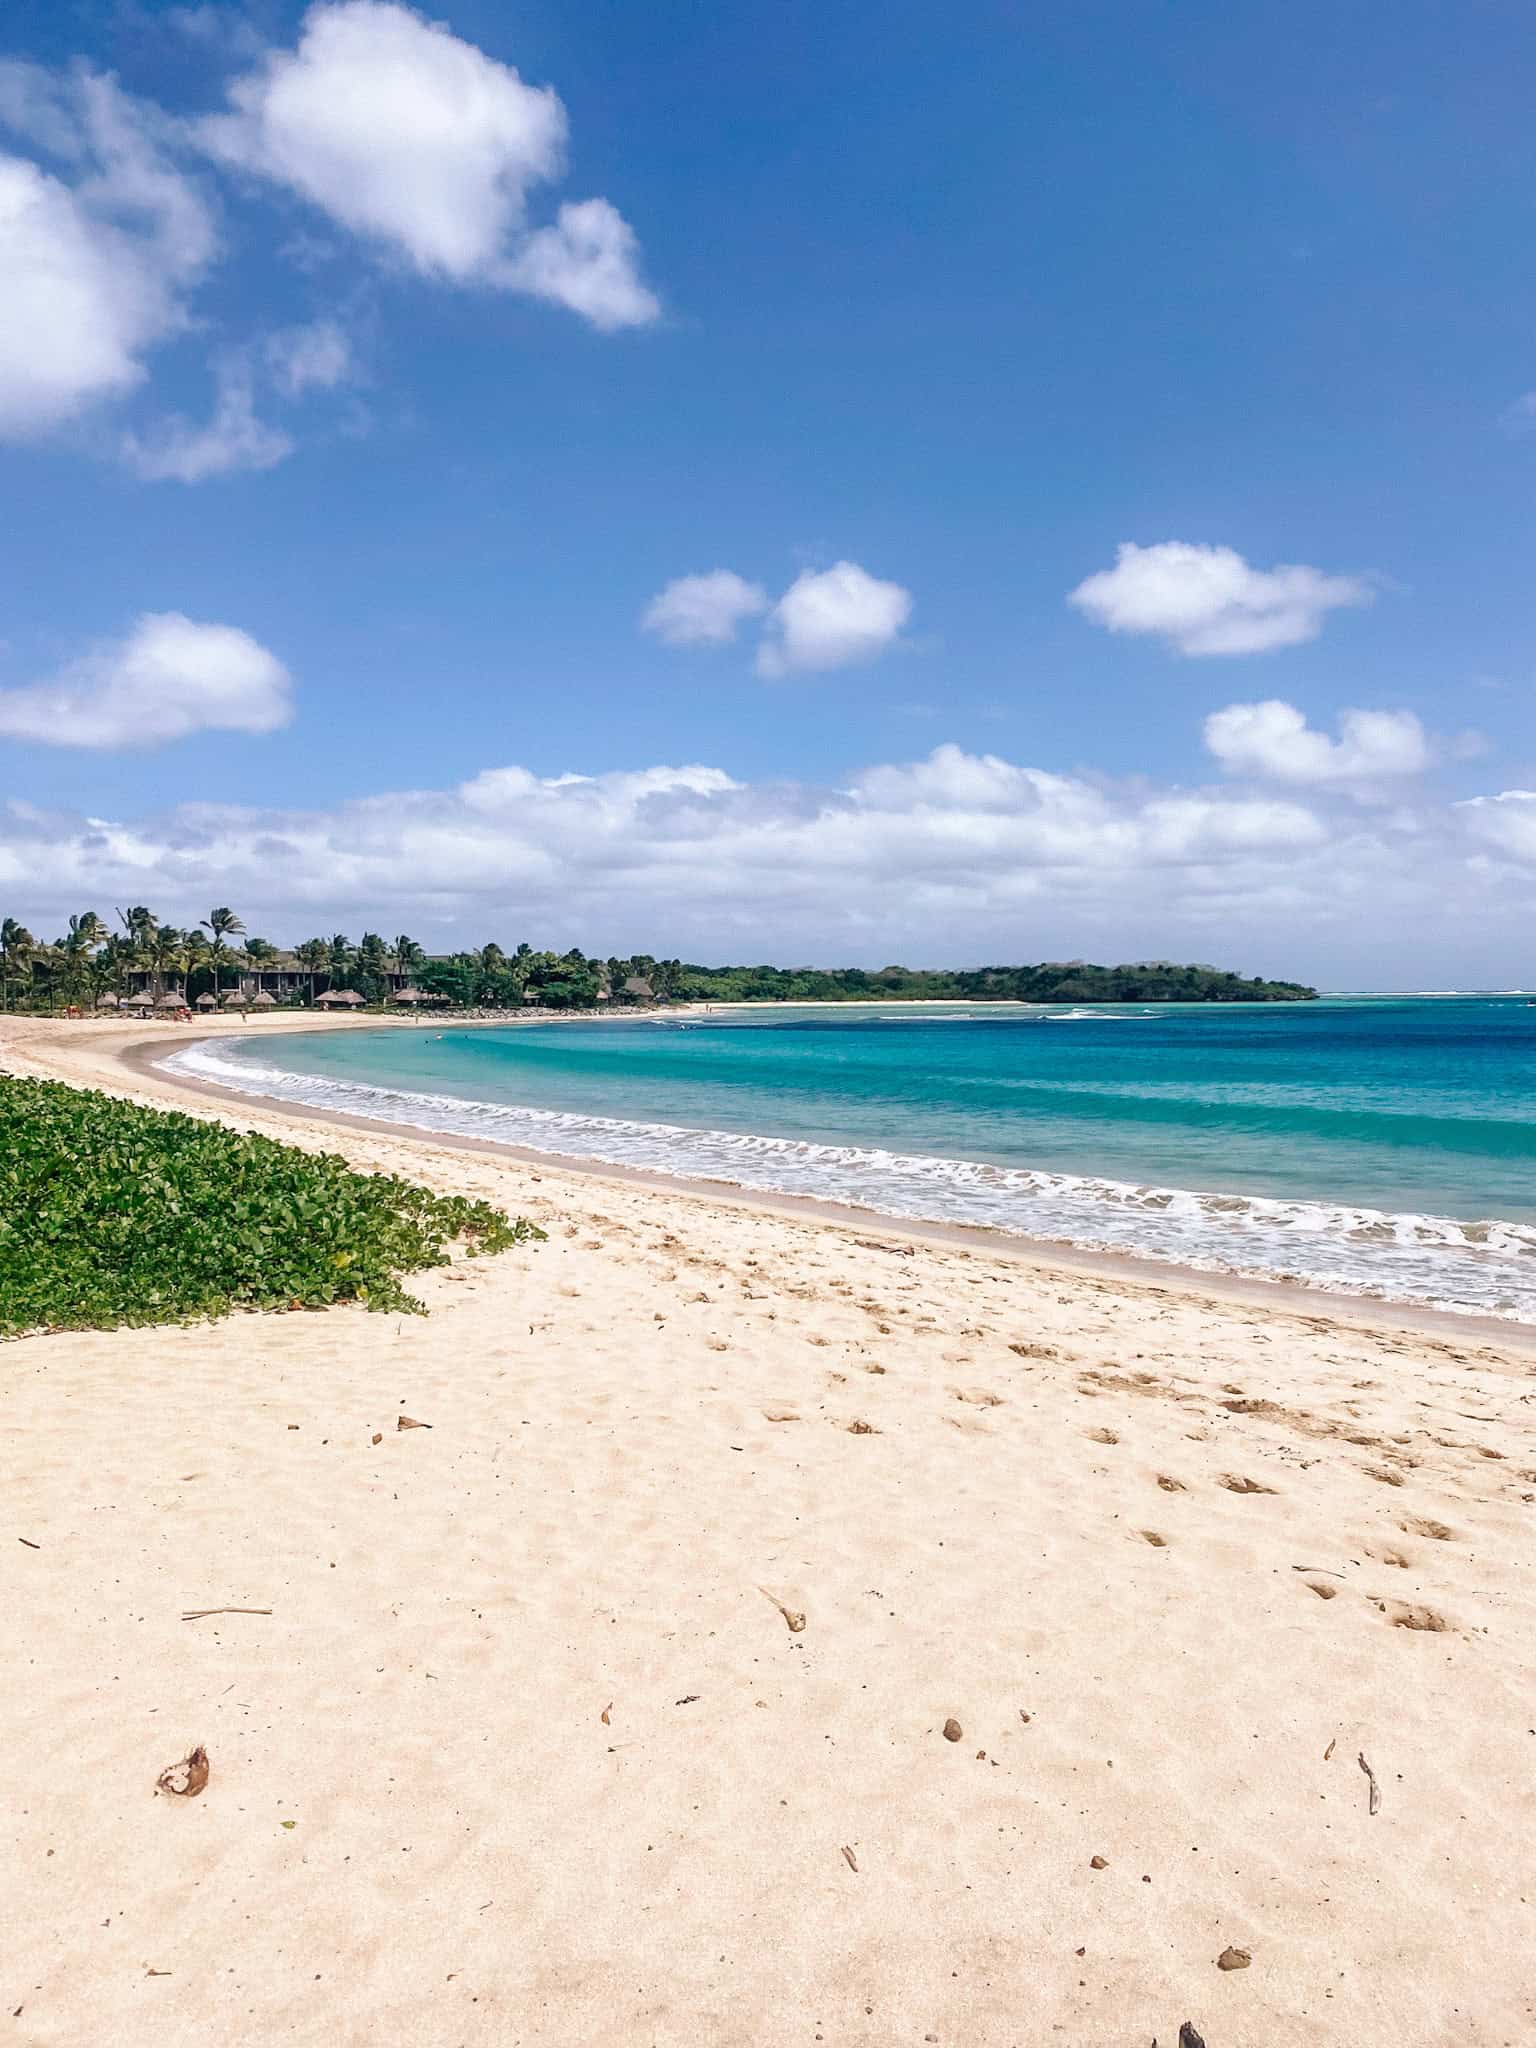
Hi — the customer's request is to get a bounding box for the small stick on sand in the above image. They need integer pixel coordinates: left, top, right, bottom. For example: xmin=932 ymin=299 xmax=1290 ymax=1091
xmin=841 ymin=1844 xmax=859 ymax=1872
xmin=1324 ymin=1737 xmax=1337 ymax=1761
xmin=758 ymin=1586 xmax=806 ymax=1632
xmin=1358 ymin=1750 xmax=1381 ymax=1814
xmin=181 ymin=1607 xmax=273 ymax=1621
xmin=18 ymin=1538 xmax=40 ymax=1549
xmin=1291 ymin=1564 xmax=1346 ymax=1578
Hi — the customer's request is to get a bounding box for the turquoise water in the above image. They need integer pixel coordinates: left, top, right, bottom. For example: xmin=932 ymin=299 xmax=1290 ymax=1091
xmin=168 ymin=998 xmax=1536 ymax=1320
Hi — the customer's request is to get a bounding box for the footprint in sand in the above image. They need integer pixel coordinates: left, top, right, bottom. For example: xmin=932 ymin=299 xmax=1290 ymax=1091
xmin=1303 ymin=1580 xmax=1338 ymax=1600
xmin=1156 ymin=1474 xmax=1187 ymax=1492
xmin=1139 ymin=1529 xmax=1169 ymax=1547
xmin=1220 ymin=1474 xmax=1278 ymax=1495
xmin=1378 ymin=1600 xmax=1453 ymax=1632
xmin=952 ymin=1388 xmax=1005 ymax=1408
xmin=1400 ymin=1515 xmax=1456 ymax=1541
xmin=1084 ymin=1426 xmax=1119 ymax=1445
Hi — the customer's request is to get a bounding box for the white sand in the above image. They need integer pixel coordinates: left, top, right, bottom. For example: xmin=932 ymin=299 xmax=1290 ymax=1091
xmin=4 ymin=1014 xmax=1535 ymax=2047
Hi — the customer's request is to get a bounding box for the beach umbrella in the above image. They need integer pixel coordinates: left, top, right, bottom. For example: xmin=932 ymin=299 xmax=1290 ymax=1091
xmin=95 ymin=992 xmax=120 ymax=1009
xmin=195 ymin=992 xmax=218 ymax=1009
xmin=250 ymin=990 xmax=278 ymax=1008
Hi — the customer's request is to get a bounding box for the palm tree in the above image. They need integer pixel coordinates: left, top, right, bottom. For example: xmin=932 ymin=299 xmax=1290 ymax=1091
xmin=392 ymin=934 xmax=423 ymax=978
xmin=151 ymin=925 xmax=187 ymax=999
xmin=1 ymin=918 xmax=35 ymax=1010
xmin=295 ymin=938 xmax=329 ymax=1004
xmin=112 ymin=905 xmax=157 ymax=1000
xmin=356 ymin=932 xmax=389 ymax=1003
xmin=58 ymin=912 xmax=106 ymax=1008
xmin=327 ymin=932 xmax=353 ymax=987
xmin=200 ymin=907 xmax=246 ymax=1004
xmin=241 ymin=936 xmax=277 ymax=998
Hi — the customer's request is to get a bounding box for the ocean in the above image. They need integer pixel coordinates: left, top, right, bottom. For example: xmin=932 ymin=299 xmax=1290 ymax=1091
xmin=165 ymin=997 xmax=1536 ymax=1322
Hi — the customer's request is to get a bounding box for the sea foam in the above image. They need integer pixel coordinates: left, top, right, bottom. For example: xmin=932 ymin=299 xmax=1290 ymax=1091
xmin=162 ymin=1037 xmax=1536 ymax=1323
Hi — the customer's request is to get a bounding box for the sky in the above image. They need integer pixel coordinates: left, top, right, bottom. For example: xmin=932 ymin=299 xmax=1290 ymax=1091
xmin=2 ymin=0 xmax=1534 ymax=985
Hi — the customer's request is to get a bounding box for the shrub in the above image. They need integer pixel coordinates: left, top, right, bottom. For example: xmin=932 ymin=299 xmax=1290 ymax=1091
xmin=0 ymin=1076 xmax=544 ymax=1335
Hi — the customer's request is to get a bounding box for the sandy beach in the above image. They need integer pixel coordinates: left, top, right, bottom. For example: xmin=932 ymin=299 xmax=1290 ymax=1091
xmin=4 ymin=1014 xmax=1535 ymax=2047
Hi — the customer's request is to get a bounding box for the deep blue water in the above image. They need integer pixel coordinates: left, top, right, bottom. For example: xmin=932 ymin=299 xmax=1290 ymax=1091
xmin=169 ymin=998 xmax=1536 ymax=1320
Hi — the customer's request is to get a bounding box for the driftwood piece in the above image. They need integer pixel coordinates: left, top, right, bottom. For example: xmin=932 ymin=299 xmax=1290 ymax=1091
xmin=1358 ymin=1750 xmax=1381 ymax=1815
xmin=181 ymin=1607 xmax=272 ymax=1621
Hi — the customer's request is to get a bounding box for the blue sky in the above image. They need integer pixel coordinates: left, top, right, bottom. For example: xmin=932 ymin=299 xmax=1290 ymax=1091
xmin=2 ymin=0 xmax=1534 ymax=981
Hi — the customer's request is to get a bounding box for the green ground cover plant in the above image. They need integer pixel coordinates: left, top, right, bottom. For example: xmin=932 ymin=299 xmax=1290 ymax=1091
xmin=0 ymin=1076 xmax=543 ymax=1336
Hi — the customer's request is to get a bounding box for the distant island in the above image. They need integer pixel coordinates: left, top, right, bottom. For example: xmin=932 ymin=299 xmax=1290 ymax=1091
xmin=0 ymin=907 xmax=1317 ymax=1011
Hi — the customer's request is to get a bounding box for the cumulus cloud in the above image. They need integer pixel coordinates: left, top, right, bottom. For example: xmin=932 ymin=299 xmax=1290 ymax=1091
xmin=641 ymin=571 xmax=770 ymax=647
xmin=756 ymin=562 xmax=913 ymax=678
xmin=1069 ymin=541 xmax=1372 ymax=655
xmin=1458 ymin=790 xmax=1536 ymax=862
xmin=0 ymin=69 xmax=215 ymax=437
xmin=3 ymin=739 xmax=1529 ymax=977
xmin=198 ymin=0 xmax=657 ymax=327
xmin=643 ymin=560 xmax=912 ymax=674
xmin=0 ymin=613 xmax=292 ymax=748
xmin=1203 ymin=700 xmax=1430 ymax=787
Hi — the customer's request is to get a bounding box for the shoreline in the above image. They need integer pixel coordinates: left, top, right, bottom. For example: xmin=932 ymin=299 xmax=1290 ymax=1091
xmin=114 ymin=1021 xmax=1536 ymax=1350
xmin=8 ymin=1009 xmax=1536 ymax=2045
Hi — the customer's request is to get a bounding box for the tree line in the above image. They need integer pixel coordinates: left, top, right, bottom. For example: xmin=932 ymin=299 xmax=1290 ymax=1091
xmin=0 ymin=906 xmax=1316 ymax=1012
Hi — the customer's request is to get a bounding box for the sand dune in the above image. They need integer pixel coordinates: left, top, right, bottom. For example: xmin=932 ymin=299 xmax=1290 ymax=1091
xmin=4 ymin=1015 xmax=1534 ymax=2046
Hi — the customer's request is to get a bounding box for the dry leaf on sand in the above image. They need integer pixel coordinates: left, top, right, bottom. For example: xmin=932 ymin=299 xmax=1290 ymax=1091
xmin=156 ymin=1746 xmax=209 ymax=1798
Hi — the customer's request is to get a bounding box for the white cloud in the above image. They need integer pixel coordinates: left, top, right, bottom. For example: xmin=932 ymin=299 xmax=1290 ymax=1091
xmin=0 ymin=613 xmax=292 ymax=748
xmin=1500 ymin=392 xmax=1536 ymax=435
xmin=1204 ymin=700 xmax=1430 ymax=787
xmin=1458 ymin=791 xmax=1536 ymax=862
xmin=121 ymin=355 xmax=294 ymax=481
xmin=641 ymin=571 xmax=770 ymax=647
xmin=757 ymin=561 xmax=913 ymax=678
xmin=199 ymin=1 xmax=657 ymax=326
xmin=4 ymin=740 xmax=1531 ymax=980
xmin=504 ymin=196 xmax=660 ymax=330
xmin=0 ymin=72 xmax=215 ymax=437
xmin=265 ymin=316 xmax=352 ymax=395
xmin=1069 ymin=541 xmax=1372 ymax=655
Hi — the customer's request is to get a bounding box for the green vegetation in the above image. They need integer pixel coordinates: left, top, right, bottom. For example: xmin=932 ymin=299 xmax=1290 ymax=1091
xmin=0 ymin=1077 xmax=544 ymax=1337
xmin=664 ymin=958 xmax=1316 ymax=1004
xmin=0 ymin=898 xmax=1316 ymax=1010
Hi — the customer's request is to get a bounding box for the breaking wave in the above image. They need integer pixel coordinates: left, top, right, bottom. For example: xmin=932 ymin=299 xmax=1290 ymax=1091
xmin=163 ymin=1037 xmax=1536 ymax=1322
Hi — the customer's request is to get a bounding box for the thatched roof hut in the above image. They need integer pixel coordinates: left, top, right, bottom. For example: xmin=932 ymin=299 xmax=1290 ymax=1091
xmin=316 ymin=987 xmax=365 ymax=1007
xmin=250 ymin=990 xmax=278 ymax=1008
xmin=123 ymin=991 xmax=154 ymax=1009
xmin=155 ymin=991 xmax=185 ymax=1011
xmin=95 ymin=991 xmax=120 ymax=1009
xmin=195 ymin=992 xmax=218 ymax=1009
xmin=222 ymin=990 xmax=247 ymax=1007
xmin=393 ymin=986 xmax=424 ymax=1004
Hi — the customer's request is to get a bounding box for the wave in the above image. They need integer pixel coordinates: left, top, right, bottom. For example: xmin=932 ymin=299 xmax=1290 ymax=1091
xmin=162 ymin=1038 xmax=1536 ymax=1323
xmin=1045 ymin=1008 xmax=1151 ymax=1022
